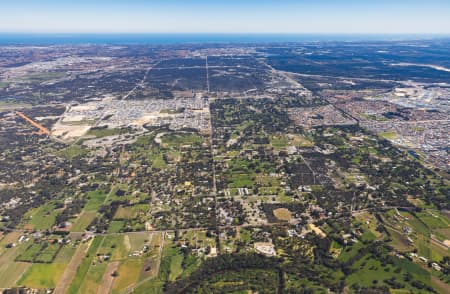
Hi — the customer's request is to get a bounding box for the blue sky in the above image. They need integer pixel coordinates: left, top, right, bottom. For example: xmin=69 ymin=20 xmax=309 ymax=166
xmin=1 ymin=0 xmax=450 ymax=34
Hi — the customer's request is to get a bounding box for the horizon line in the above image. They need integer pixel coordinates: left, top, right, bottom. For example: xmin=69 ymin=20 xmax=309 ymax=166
xmin=1 ymin=32 xmax=450 ymax=35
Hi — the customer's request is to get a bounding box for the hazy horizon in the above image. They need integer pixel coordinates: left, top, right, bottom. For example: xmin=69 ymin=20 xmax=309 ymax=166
xmin=1 ymin=32 xmax=449 ymax=46
xmin=1 ymin=0 xmax=450 ymax=34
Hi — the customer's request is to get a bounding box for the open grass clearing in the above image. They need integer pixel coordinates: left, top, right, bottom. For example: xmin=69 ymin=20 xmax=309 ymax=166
xmin=379 ymin=131 xmax=398 ymax=140
xmin=57 ymin=145 xmax=88 ymax=160
xmin=161 ymin=133 xmax=203 ymax=148
xmin=114 ymin=204 xmax=149 ymax=220
xmin=22 ymin=203 xmax=59 ymax=230
xmin=107 ymin=220 xmax=125 ymax=233
xmin=71 ymin=211 xmax=97 ymax=232
xmin=270 ymin=134 xmax=289 ymax=149
xmin=129 ymin=232 xmax=150 ymax=252
xmin=0 ymin=236 xmax=32 ymax=288
xmin=273 ymin=208 xmax=292 ymax=221
xmin=66 ymin=237 xmax=103 ymax=294
xmin=53 ymin=245 xmax=77 ymax=263
xmin=98 ymin=235 xmax=129 ymax=261
xmin=0 ymin=261 xmax=31 ymax=288
xmin=112 ymin=259 xmax=144 ymax=294
xmin=17 ymin=262 xmax=67 ymax=289
xmin=386 ymin=227 xmax=413 ymax=252
xmin=77 ymin=261 xmax=107 ymax=294
xmin=86 ymin=127 xmax=127 ymax=138
xmin=416 ymin=211 xmax=449 ymax=229
xmin=84 ymin=190 xmax=108 ymax=211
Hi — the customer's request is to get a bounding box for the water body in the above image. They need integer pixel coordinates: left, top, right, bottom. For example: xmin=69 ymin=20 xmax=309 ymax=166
xmin=0 ymin=33 xmax=448 ymax=45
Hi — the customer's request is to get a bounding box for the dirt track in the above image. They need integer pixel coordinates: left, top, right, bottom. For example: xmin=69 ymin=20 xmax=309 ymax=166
xmin=97 ymin=261 xmax=120 ymax=294
xmin=53 ymin=242 xmax=91 ymax=294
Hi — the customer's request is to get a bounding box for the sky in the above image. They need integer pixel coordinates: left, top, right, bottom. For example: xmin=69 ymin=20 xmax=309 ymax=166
xmin=1 ymin=0 xmax=450 ymax=34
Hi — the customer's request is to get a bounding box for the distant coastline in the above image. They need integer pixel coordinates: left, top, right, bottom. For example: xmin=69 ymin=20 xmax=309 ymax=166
xmin=0 ymin=33 xmax=449 ymax=45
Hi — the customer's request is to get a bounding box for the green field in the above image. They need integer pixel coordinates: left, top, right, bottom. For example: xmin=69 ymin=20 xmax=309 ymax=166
xmin=386 ymin=227 xmax=413 ymax=252
xmin=161 ymin=133 xmax=203 ymax=147
xmin=0 ymin=234 xmax=33 ymax=288
xmin=229 ymin=173 xmax=254 ymax=188
xmin=270 ymin=135 xmax=289 ymax=149
xmin=84 ymin=190 xmax=108 ymax=211
xmin=190 ymin=269 xmax=279 ymax=293
xmin=16 ymin=243 xmax=42 ymax=262
xmin=17 ymin=262 xmax=67 ymax=289
xmin=71 ymin=211 xmax=97 ymax=232
xmin=107 ymin=221 xmax=125 ymax=233
xmin=0 ymin=261 xmax=30 ymax=288
xmin=112 ymin=259 xmax=144 ymax=294
xmin=22 ymin=203 xmax=59 ymax=230
xmin=147 ymin=151 xmax=167 ymax=169
xmin=67 ymin=237 xmax=103 ymax=294
xmin=347 ymin=254 xmax=430 ymax=290
xmin=87 ymin=128 xmax=127 ymax=138
xmin=34 ymin=243 xmax=61 ymax=263
xmin=160 ymin=244 xmax=184 ymax=282
xmin=54 ymin=245 xmax=77 ymax=263
xmin=114 ymin=204 xmax=149 ymax=220
xmin=77 ymin=262 xmax=107 ymax=294
xmin=379 ymin=131 xmax=398 ymax=140
xmin=132 ymin=278 xmax=164 ymax=294
xmin=129 ymin=233 xmax=150 ymax=252
xmin=16 ymin=242 xmax=61 ymax=263
xmin=97 ymin=235 xmax=129 ymax=261
xmin=57 ymin=145 xmax=88 ymax=160
xmin=416 ymin=211 xmax=449 ymax=229
xmin=338 ymin=241 xmax=364 ymax=263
